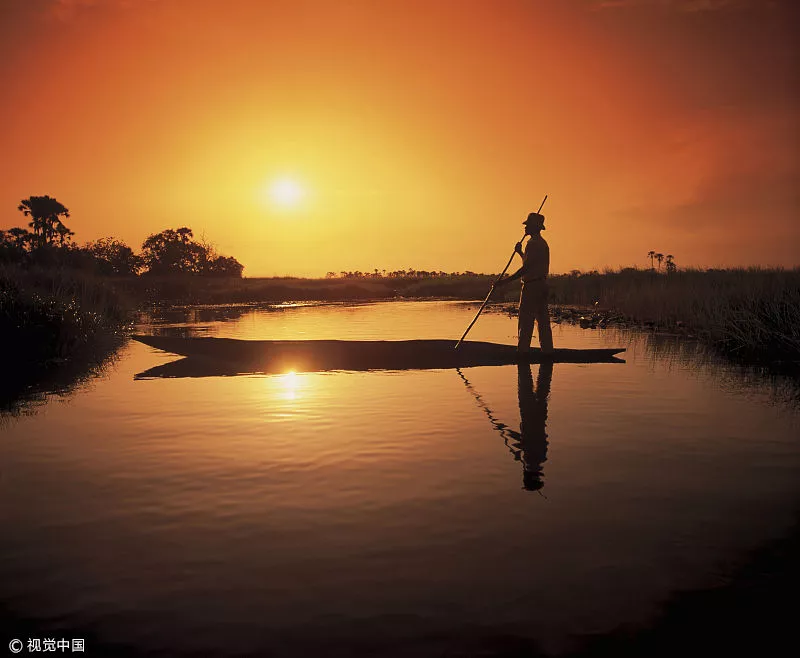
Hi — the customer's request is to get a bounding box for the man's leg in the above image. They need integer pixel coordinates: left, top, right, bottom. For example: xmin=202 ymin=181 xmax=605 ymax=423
xmin=518 ymin=285 xmax=535 ymax=352
xmin=535 ymin=288 xmax=554 ymax=354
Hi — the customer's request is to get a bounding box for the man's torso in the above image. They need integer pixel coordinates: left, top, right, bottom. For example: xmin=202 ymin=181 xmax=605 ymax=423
xmin=522 ymin=235 xmax=549 ymax=282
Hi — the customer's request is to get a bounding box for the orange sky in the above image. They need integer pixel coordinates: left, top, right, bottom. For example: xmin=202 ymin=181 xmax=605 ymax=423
xmin=1 ymin=0 xmax=797 ymax=276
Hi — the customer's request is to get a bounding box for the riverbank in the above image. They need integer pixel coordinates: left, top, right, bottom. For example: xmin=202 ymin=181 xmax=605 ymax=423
xmin=117 ymin=272 xmax=498 ymax=304
xmin=0 ymin=267 xmax=129 ymax=403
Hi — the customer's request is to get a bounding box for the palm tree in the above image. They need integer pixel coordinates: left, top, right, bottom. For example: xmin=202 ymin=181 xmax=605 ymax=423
xmin=655 ymin=253 xmax=664 ymax=271
xmin=665 ymin=254 xmax=676 ymax=273
xmin=647 ymin=250 xmax=656 ymax=270
xmin=17 ymin=195 xmax=71 ymax=247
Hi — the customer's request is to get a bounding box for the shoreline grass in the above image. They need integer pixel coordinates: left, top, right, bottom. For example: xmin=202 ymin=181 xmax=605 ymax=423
xmin=545 ymin=267 xmax=800 ymax=363
xmin=1 ymin=265 xmax=129 ymax=374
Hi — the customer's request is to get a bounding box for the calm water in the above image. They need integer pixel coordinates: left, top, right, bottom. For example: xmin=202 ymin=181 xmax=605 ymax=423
xmin=2 ymin=301 xmax=798 ymax=656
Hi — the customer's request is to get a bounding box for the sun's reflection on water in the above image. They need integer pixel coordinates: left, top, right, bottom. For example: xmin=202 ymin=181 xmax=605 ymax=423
xmin=276 ymin=369 xmax=301 ymax=401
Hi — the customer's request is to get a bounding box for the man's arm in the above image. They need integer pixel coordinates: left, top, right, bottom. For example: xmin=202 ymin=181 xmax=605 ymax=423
xmin=496 ymin=241 xmax=528 ymax=286
xmin=497 ymin=265 xmax=526 ymax=285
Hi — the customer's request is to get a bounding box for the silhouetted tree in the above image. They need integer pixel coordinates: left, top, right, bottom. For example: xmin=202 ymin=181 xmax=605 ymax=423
xmin=647 ymin=250 xmax=655 ymax=270
xmin=655 ymin=252 xmax=664 ymax=271
xmin=141 ymin=228 xmax=201 ymax=274
xmin=17 ymin=195 xmax=73 ymax=247
xmin=0 ymin=230 xmax=16 ymax=262
xmin=86 ymin=237 xmax=141 ymax=276
xmin=0 ymin=228 xmax=32 ymax=264
xmin=206 ymin=255 xmax=244 ymax=277
xmin=665 ymin=254 xmax=676 ymax=274
xmin=7 ymin=227 xmax=33 ymax=251
xmin=140 ymin=227 xmax=242 ymax=277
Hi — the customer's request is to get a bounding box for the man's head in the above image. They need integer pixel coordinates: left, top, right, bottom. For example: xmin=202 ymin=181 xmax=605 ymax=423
xmin=523 ymin=212 xmax=545 ymax=235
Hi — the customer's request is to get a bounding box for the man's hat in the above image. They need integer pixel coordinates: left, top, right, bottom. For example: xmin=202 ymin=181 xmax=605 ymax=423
xmin=524 ymin=212 xmax=545 ymax=228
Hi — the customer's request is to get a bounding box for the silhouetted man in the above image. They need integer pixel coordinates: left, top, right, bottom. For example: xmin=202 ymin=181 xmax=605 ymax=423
xmin=495 ymin=212 xmax=554 ymax=354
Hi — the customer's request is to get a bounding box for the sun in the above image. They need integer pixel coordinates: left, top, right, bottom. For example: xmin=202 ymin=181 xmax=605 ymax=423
xmin=267 ymin=177 xmax=305 ymax=208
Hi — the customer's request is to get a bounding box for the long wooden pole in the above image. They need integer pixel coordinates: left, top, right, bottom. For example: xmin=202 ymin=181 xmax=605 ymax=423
xmin=454 ymin=194 xmax=547 ymax=350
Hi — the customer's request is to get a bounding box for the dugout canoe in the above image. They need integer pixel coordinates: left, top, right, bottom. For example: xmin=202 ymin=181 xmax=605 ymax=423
xmin=133 ymin=335 xmax=625 ymax=374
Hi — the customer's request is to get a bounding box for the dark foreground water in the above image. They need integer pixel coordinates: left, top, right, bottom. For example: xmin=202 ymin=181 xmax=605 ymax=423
xmin=2 ymin=301 xmax=798 ymax=656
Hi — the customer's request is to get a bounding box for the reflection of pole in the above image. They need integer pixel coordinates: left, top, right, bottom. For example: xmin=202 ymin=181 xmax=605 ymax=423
xmin=455 ymin=368 xmax=523 ymax=459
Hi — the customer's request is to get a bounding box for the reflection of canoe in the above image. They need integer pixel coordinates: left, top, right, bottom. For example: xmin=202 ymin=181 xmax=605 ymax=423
xmin=133 ymin=335 xmax=625 ymax=374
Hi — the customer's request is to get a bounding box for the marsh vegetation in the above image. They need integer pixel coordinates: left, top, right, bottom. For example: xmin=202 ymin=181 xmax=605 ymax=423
xmin=546 ymin=267 xmax=800 ymax=363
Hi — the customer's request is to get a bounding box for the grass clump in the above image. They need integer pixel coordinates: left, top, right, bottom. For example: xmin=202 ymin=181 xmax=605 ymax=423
xmin=1 ymin=266 xmax=128 ymax=367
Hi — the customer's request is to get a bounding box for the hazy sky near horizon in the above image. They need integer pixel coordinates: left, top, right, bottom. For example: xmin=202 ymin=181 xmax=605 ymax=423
xmin=1 ymin=0 xmax=797 ymax=276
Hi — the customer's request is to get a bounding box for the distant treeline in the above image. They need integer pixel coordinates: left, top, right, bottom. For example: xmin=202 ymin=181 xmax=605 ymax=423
xmin=326 ymin=269 xmax=490 ymax=279
xmin=1 ymin=195 xmax=243 ymax=277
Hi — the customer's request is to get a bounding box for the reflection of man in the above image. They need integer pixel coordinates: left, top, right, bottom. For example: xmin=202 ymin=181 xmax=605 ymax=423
xmin=514 ymin=362 xmax=553 ymax=491
xmin=495 ymin=212 xmax=554 ymax=354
